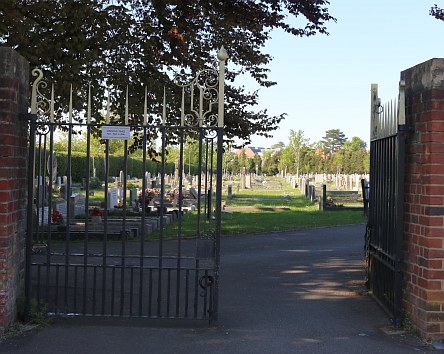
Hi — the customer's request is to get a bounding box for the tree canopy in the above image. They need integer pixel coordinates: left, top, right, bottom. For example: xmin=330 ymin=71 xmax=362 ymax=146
xmin=0 ymin=0 xmax=335 ymax=148
xmin=320 ymin=129 xmax=347 ymax=155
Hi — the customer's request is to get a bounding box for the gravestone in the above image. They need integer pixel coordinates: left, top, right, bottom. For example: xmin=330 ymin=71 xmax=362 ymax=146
xmin=69 ymin=193 xmax=82 ymax=219
xmin=60 ymin=183 xmax=72 ymax=200
xmin=130 ymin=188 xmax=138 ymax=206
xmin=227 ymin=184 xmax=233 ymax=200
xmin=119 ymin=170 xmax=124 ymax=184
xmin=145 ymin=172 xmax=151 ymax=186
xmin=108 ymin=188 xmax=119 ymax=209
xmin=245 ymin=175 xmax=251 ymax=189
xmin=55 ymin=202 xmax=67 ymax=221
xmin=189 ymin=187 xmax=198 ymax=200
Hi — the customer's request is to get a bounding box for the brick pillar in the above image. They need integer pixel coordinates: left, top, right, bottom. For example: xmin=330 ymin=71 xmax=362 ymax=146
xmin=402 ymin=58 xmax=444 ymax=339
xmin=0 ymin=48 xmax=29 ymax=333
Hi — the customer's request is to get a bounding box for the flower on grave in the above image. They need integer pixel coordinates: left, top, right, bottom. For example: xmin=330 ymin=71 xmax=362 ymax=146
xmin=166 ymin=189 xmax=178 ymax=202
xmin=114 ymin=201 xmax=124 ymax=209
xmin=51 ymin=209 xmax=63 ymax=224
xmin=89 ymin=207 xmax=104 ymax=217
xmin=138 ymin=188 xmax=159 ymax=207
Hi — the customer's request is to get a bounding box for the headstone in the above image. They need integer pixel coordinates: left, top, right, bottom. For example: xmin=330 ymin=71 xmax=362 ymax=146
xmin=151 ymin=179 xmax=157 ymax=188
xmin=69 ymin=193 xmax=81 ymax=219
xmin=55 ymin=202 xmax=67 ymax=221
xmin=57 ymin=176 xmax=61 ymax=189
xmin=189 ymin=187 xmax=198 ymax=200
xmin=119 ymin=170 xmax=124 ymax=184
xmin=108 ymin=187 xmax=119 ymax=209
xmin=245 ymin=175 xmax=251 ymax=189
xmin=227 ymin=184 xmax=233 ymax=200
xmin=130 ymin=188 xmax=138 ymax=205
xmin=60 ymin=183 xmax=72 ymax=200
xmin=46 ymin=152 xmax=57 ymax=183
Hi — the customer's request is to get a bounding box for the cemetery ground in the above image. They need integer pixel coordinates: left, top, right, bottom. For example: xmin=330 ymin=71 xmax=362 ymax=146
xmin=158 ymin=176 xmax=367 ymax=238
xmin=60 ymin=175 xmax=367 ymax=241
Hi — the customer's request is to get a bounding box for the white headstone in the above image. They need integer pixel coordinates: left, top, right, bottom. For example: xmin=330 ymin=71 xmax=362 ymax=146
xmin=108 ymin=187 xmax=119 ymax=209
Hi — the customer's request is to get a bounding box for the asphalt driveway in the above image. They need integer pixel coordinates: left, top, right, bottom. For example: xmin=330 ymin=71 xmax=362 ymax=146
xmin=0 ymin=224 xmax=430 ymax=353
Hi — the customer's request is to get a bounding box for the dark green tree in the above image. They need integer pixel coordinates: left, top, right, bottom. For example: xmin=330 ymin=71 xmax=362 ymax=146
xmin=320 ymin=129 xmax=347 ymax=156
xmin=0 ymin=0 xmax=335 ymax=148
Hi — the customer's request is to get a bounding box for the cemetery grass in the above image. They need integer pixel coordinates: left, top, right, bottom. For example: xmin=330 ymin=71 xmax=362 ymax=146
xmin=156 ymin=184 xmax=366 ymax=238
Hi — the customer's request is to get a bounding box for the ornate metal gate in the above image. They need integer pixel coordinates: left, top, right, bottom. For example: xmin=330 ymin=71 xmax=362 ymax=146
xmin=366 ymin=82 xmax=408 ymax=327
xmin=25 ymin=49 xmax=227 ymax=323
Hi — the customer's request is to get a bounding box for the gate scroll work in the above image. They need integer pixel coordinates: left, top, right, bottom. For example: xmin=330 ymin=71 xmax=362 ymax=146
xmin=25 ymin=48 xmax=228 ymax=323
xmin=365 ymin=81 xmax=408 ymax=327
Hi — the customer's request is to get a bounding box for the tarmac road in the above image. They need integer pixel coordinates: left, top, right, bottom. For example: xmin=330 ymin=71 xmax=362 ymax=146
xmin=0 ymin=224 xmax=431 ymax=353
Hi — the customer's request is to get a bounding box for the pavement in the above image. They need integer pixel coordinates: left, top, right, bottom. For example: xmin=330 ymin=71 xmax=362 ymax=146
xmin=0 ymin=224 xmax=434 ymax=353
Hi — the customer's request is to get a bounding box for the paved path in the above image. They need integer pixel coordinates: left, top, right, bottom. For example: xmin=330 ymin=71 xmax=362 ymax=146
xmin=0 ymin=225 xmax=431 ymax=353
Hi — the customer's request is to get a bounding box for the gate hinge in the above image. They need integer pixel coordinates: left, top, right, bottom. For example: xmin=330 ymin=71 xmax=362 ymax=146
xmin=398 ymin=124 xmax=414 ymax=133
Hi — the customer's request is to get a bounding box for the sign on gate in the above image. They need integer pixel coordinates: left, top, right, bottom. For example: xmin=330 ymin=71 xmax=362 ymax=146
xmin=102 ymin=126 xmax=130 ymax=140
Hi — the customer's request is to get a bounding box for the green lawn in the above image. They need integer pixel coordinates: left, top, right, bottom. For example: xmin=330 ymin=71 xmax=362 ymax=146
xmin=156 ymin=177 xmax=367 ymax=238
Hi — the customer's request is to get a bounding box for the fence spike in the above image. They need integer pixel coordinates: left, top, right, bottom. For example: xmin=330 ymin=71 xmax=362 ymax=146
xmin=50 ymin=84 xmax=55 ymax=123
xmin=143 ymin=86 xmax=148 ymax=126
xmin=125 ymin=86 xmax=129 ymax=125
xmin=69 ymin=84 xmax=73 ymax=124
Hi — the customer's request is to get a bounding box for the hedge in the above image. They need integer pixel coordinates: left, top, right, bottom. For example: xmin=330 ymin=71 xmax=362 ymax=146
xmin=55 ymin=152 xmax=175 ymax=183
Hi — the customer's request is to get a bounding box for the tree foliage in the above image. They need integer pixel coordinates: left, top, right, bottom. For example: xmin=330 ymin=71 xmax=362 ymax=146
xmin=261 ymin=130 xmax=369 ymax=175
xmin=0 ymin=0 xmax=335 ymax=148
xmin=320 ymin=129 xmax=347 ymax=156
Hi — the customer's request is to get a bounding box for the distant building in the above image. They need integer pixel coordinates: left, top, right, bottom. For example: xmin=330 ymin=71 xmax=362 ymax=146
xmin=235 ymin=146 xmax=265 ymax=158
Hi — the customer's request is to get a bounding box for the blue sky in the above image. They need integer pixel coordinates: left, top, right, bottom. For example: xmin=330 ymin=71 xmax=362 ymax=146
xmin=242 ymin=1 xmax=444 ymax=148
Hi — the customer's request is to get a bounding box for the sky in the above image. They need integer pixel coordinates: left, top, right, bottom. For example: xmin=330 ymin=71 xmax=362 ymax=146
xmin=242 ymin=0 xmax=444 ymax=148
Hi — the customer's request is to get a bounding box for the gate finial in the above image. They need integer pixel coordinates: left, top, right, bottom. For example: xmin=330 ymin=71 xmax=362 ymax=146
xmin=217 ymin=46 xmax=228 ymax=128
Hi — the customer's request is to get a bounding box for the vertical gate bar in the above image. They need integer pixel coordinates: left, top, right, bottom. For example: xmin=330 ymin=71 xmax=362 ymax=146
xmin=73 ymin=265 xmax=78 ymax=313
xmin=92 ymin=266 xmax=97 ymax=315
xmin=40 ymin=134 xmax=47 ymax=236
xmin=213 ymin=127 xmax=224 ymax=321
xmin=130 ymin=267 xmax=134 ymax=316
xmin=25 ymin=114 xmax=37 ymax=320
xmin=204 ymin=137 xmax=209 ymax=221
xmin=202 ymin=269 xmax=208 ymax=318
xmin=196 ymin=129 xmax=204 ymax=234
xmin=209 ymin=138 xmax=214 ymax=222
xmin=138 ymin=125 xmax=147 ymax=316
xmin=55 ymin=264 xmax=59 ymax=311
xmin=393 ymin=127 xmax=407 ymax=327
xmin=83 ymin=123 xmax=91 ymax=315
xmin=167 ymin=268 xmax=171 ymax=317
xmin=64 ymin=122 xmax=73 ymax=313
xmin=36 ymin=265 xmax=41 ymax=304
xmin=102 ymin=140 xmax=110 ymax=315
xmin=46 ymin=124 xmax=54 ymax=304
xmin=193 ymin=128 xmax=204 ymax=318
xmin=185 ymin=269 xmax=189 ymax=318
xmin=157 ymin=125 xmax=167 ymax=317
xmin=36 ymin=134 xmax=42 ymax=243
xmin=193 ymin=269 xmax=200 ymax=318
xmin=148 ymin=268 xmax=153 ymax=317
xmin=120 ymin=139 xmax=129 ymax=316
xmin=175 ymin=126 xmax=185 ymax=317
xmin=111 ymin=267 xmax=115 ymax=316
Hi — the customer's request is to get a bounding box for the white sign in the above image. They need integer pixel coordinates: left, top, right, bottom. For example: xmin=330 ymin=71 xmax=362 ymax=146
xmin=102 ymin=126 xmax=130 ymax=140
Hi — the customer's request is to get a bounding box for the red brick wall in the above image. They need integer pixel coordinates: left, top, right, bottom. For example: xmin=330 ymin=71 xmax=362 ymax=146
xmin=0 ymin=48 xmax=29 ymax=333
xmin=402 ymin=58 xmax=444 ymax=339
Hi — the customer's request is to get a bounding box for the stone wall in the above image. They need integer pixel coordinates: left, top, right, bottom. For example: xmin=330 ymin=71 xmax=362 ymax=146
xmin=0 ymin=48 xmax=29 ymax=333
xmin=402 ymin=58 xmax=444 ymax=339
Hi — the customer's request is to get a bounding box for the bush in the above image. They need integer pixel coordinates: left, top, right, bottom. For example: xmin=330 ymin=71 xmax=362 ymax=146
xmin=55 ymin=152 xmax=175 ymax=183
xmin=89 ymin=176 xmax=102 ymax=189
